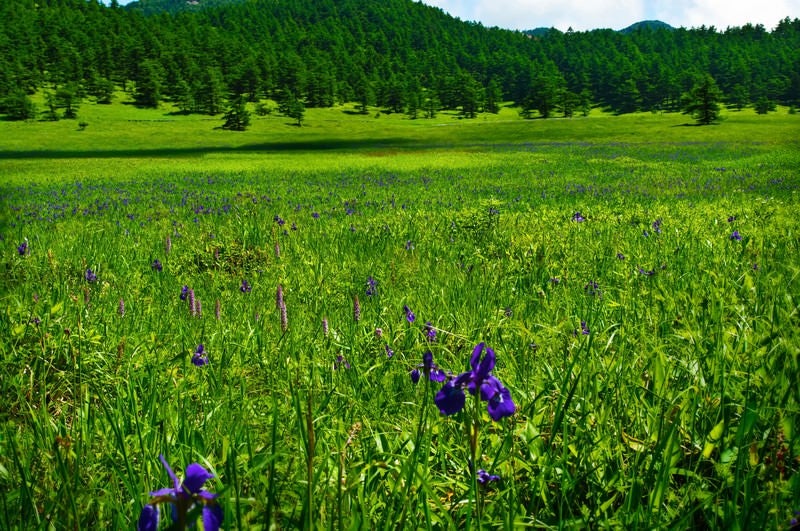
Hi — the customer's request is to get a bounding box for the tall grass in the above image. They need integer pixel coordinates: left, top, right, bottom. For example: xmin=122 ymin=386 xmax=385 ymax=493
xmin=1 ymin=110 xmax=799 ymax=529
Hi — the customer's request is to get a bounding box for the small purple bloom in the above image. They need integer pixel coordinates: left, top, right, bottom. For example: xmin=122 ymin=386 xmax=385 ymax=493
xmin=335 ymin=355 xmax=350 ymax=370
xmin=240 ymin=279 xmax=252 ymax=293
xmin=727 ymin=215 xmax=736 ymax=223
xmin=477 ymin=469 xmax=500 ymax=484
xmin=425 ymin=321 xmax=437 ymax=342
xmin=651 ymin=219 xmax=662 ymax=234
xmin=405 ymin=240 xmax=414 ymax=250
xmin=549 ymin=277 xmax=560 ymax=285
xmin=274 ymin=215 xmax=285 ymax=226
xmin=638 ymin=267 xmax=655 ymax=276
xmin=584 ymin=281 xmax=600 ymax=296
xmin=403 ymin=305 xmax=416 ymax=323
xmin=151 ymin=259 xmax=162 ymax=272
xmin=366 ymin=276 xmax=377 ymax=297
xmin=374 ymin=327 xmax=383 ymax=338
xmin=311 ymin=212 xmax=320 ymax=219
xmin=17 ymin=240 xmax=28 ymax=256
xmin=411 ymin=351 xmax=446 ymax=384
xmin=580 ymin=320 xmax=590 ymax=335
xmin=571 ymin=212 xmax=585 ymax=222
xmin=385 ymin=344 xmax=394 ymax=358
xmin=85 ymin=269 xmax=97 ymax=282
xmin=180 ymin=285 xmax=189 ymax=301
xmin=192 ymin=344 xmax=209 ymax=366
xmin=616 ymin=252 xmax=625 ymax=260
xmin=730 ymin=230 xmax=742 ymax=241
xmin=118 ymin=298 xmax=125 ymax=317
xmin=353 ymin=295 xmax=361 ymax=322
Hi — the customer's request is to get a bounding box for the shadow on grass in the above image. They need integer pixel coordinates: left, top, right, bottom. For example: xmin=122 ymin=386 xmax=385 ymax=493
xmin=0 ymin=137 xmax=421 ymax=159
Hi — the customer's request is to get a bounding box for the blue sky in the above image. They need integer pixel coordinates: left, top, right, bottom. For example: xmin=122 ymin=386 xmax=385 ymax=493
xmin=109 ymin=0 xmax=799 ymax=32
xmin=420 ymin=0 xmax=800 ymax=31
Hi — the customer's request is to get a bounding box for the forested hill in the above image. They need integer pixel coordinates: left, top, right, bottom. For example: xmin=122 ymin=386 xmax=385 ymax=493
xmin=1 ymin=0 xmax=799 ymax=119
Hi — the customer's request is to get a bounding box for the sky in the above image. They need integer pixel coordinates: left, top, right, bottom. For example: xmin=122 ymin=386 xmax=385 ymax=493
xmin=420 ymin=0 xmax=800 ymax=31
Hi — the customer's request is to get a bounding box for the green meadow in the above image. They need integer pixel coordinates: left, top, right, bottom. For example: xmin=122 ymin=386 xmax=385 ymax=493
xmin=1 ymin=101 xmax=799 ymax=529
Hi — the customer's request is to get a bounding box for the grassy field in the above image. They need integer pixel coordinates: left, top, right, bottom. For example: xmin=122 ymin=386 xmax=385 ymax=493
xmin=1 ymin=100 xmax=799 ymax=529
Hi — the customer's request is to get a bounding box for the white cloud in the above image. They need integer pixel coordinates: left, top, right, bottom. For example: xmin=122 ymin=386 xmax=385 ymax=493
xmin=422 ymin=0 xmax=800 ymax=31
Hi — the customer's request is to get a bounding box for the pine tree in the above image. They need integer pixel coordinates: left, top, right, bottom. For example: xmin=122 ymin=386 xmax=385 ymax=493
xmin=222 ymin=95 xmax=251 ymax=131
xmin=681 ymin=74 xmax=723 ymax=125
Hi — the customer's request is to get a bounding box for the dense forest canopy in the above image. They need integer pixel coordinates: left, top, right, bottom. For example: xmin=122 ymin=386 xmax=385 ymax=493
xmin=1 ymin=0 xmax=798 ymax=118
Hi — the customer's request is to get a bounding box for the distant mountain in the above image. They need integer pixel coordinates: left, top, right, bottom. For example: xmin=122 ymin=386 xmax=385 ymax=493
xmin=524 ymin=20 xmax=674 ymax=36
xmin=619 ymin=20 xmax=675 ymax=33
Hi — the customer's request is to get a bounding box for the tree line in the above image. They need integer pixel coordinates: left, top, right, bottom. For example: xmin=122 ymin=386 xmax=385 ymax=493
xmin=1 ymin=0 xmax=798 ymax=123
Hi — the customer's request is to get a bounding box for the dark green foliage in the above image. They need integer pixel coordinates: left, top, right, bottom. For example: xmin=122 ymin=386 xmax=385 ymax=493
xmin=0 ymin=0 xmax=798 ymax=117
xmin=221 ymin=95 xmax=251 ymax=130
xmin=1 ymin=90 xmax=36 ymax=121
xmin=682 ymin=74 xmax=723 ymax=125
xmin=754 ymin=96 xmax=777 ymax=114
xmin=55 ymin=84 xmax=80 ymax=119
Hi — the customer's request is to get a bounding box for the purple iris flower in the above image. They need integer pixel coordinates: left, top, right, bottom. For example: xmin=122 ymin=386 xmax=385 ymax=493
xmin=240 ymin=279 xmax=252 ymax=293
xmin=151 ymin=259 xmax=162 ymax=272
xmin=477 ymin=469 xmax=500 ymax=484
xmin=137 ymin=454 xmax=222 ymax=531
xmin=85 ymin=269 xmax=97 ymax=282
xmin=410 ymin=351 xmax=446 ymax=384
xmin=730 ymin=230 xmax=742 ymax=241
xmin=311 ymin=212 xmax=320 ymax=219
xmin=403 ymin=305 xmax=416 ymax=323
xmin=180 ymin=285 xmax=189 ymax=301
xmin=17 ymin=240 xmax=28 ymax=256
xmin=433 ymin=343 xmax=516 ymax=421
xmin=425 ymin=322 xmax=437 ymax=342
xmin=571 ymin=212 xmax=585 ymax=222
xmin=192 ymin=344 xmax=209 ymax=366
xmin=366 ymin=276 xmax=377 ymax=297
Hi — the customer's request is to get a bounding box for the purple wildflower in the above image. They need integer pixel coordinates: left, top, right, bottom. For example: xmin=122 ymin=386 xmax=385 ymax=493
xmin=274 ymin=215 xmax=285 ymax=226
xmin=549 ymin=277 xmax=560 ymax=285
xmin=374 ymin=327 xmax=383 ymax=338
xmin=571 ymin=212 xmax=585 ymax=222
xmin=580 ymin=320 xmax=590 ymax=335
xmin=477 ymin=469 xmax=500 ymax=484
xmin=425 ymin=321 xmax=437 ymax=342
xmin=403 ymin=305 xmax=416 ymax=323
xmin=240 ymin=279 xmax=251 ymax=293
xmin=334 ymin=355 xmax=350 ymax=370
xmin=616 ymin=252 xmax=625 ymax=260
xmin=322 ymin=316 xmax=329 ymax=337
xmin=651 ymin=219 xmax=662 ymax=234
xmin=311 ymin=212 xmax=320 ymax=219
xmin=730 ymin=230 xmax=742 ymax=241
xmin=180 ymin=285 xmax=189 ymax=301
xmin=385 ymin=344 xmax=394 ymax=358
xmin=405 ymin=240 xmax=414 ymax=251
xmin=275 ymin=284 xmax=284 ymax=310
xmin=584 ymin=281 xmax=600 ymax=297
xmin=638 ymin=267 xmax=655 ymax=276
xmin=353 ymin=295 xmax=361 ymax=322
xmin=137 ymin=455 xmax=222 ymax=531
xmin=433 ymin=342 xmax=516 ymax=421
xmin=274 ymin=242 xmax=281 ymax=259
xmin=727 ymin=215 xmax=736 ymax=223
xmin=411 ymin=351 xmax=446 ymax=384
xmin=85 ymin=269 xmax=97 ymax=282
xmin=151 ymin=259 xmax=162 ymax=272
xmin=192 ymin=344 xmax=209 ymax=366
xmin=17 ymin=239 xmax=28 ymax=256
xmin=188 ymin=289 xmax=196 ymax=316
xmin=366 ymin=276 xmax=377 ymax=297
xmin=118 ymin=298 xmax=125 ymax=317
